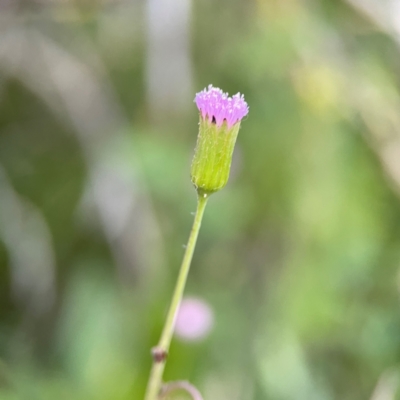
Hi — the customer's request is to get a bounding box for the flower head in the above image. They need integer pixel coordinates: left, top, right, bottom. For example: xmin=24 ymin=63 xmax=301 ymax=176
xmin=191 ymin=84 xmax=248 ymax=195
xmin=195 ymin=85 xmax=249 ymax=128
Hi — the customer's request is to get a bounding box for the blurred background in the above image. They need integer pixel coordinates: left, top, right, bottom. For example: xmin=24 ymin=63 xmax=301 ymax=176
xmin=1 ymin=0 xmax=400 ymax=399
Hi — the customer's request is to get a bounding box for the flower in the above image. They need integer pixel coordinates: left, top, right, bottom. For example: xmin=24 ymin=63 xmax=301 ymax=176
xmin=195 ymin=85 xmax=249 ymax=128
xmin=174 ymin=297 xmax=214 ymax=341
xmin=191 ymin=85 xmax=249 ymax=195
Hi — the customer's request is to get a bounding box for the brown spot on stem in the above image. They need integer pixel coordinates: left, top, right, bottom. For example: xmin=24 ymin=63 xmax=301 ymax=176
xmin=151 ymin=347 xmax=168 ymax=363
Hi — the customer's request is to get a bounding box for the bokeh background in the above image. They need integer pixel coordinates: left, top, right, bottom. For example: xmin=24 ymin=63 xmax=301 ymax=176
xmin=1 ymin=0 xmax=400 ymax=399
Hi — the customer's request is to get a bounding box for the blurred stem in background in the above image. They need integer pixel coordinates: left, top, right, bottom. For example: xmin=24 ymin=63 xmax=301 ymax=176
xmin=144 ymin=194 xmax=208 ymax=400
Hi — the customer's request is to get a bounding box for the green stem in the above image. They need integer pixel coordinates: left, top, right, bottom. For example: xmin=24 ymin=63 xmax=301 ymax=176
xmin=144 ymin=193 xmax=209 ymax=400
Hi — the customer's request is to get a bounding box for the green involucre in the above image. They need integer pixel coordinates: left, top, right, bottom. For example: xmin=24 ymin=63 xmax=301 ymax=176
xmin=191 ymin=118 xmax=241 ymax=195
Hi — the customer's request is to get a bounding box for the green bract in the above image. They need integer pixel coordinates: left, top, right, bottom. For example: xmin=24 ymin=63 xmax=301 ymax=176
xmin=191 ymin=118 xmax=241 ymax=196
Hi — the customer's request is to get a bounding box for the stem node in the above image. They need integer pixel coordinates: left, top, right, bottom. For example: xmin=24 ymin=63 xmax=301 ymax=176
xmin=151 ymin=347 xmax=168 ymax=363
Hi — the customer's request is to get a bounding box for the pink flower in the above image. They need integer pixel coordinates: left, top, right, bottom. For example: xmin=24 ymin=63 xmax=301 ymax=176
xmin=175 ymin=297 xmax=214 ymax=341
xmin=194 ymin=85 xmax=249 ymax=128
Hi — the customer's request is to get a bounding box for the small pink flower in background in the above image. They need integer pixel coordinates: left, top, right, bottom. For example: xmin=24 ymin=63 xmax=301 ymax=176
xmin=175 ymin=297 xmax=214 ymax=341
xmin=195 ymin=85 xmax=249 ymax=128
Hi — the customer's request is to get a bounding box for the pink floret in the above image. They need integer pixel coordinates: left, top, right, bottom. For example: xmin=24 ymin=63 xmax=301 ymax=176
xmin=195 ymin=84 xmax=249 ymax=128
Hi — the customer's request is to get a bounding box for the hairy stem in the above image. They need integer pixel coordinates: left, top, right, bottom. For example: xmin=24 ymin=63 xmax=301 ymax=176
xmin=144 ymin=194 xmax=209 ymax=400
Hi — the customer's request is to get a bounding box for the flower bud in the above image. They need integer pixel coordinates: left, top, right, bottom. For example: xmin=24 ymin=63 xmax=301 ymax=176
xmin=191 ymin=85 xmax=249 ymax=196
